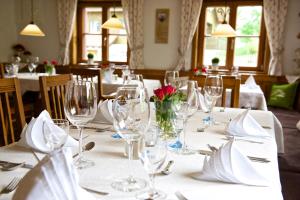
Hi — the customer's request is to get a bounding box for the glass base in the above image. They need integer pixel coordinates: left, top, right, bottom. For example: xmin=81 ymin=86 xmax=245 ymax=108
xmin=175 ymin=147 xmax=196 ymax=155
xmin=74 ymin=157 xmax=95 ymax=169
xmin=136 ymin=189 xmax=167 ymax=200
xmin=111 ymin=176 xmax=147 ymax=192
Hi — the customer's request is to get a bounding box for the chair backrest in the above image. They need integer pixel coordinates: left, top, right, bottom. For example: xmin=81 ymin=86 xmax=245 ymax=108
xmin=0 ymin=78 xmax=26 ymax=146
xmin=192 ymin=75 xmax=240 ymax=108
xmin=0 ymin=63 xmax=5 ymax=78
xmin=69 ymin=67 xmax=103 ymax=102
xmin=39 ymin=74 xmax=73 ymax=119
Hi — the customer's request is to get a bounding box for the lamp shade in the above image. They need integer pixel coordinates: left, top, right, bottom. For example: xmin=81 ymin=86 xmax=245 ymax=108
xmin=211 ymin=23 xmax=236 ymax=37
xmin=20 ymin=22 xmax=45 ymax=36
xmin=102 ymin=14 xmax=124 ymax=30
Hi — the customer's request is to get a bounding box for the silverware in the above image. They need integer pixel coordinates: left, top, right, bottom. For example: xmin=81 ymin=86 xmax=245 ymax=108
xmin=0 ymin=161 xmax=33 ymax=170
xmin=73 ymin=142 xmax=95 ymax=158
xmin=71 ymin=126 xmax=112 ymax=132
xmin=175 ymin=191 xmax=188 ymax=200
xmin=161 ymin=160 xmax=174 ymax=175
xmin=223 ymin=136 xmax=264 ymax=144
xmin=0 ymin=177 xmax=21 ymax=194
xmin=81 ymin=186 xmax=109 ymax=196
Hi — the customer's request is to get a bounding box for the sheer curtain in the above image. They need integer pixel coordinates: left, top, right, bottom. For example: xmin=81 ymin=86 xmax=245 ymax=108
xmin=121 ymin=0 xmax=144 ymax=69
xmin=57 ymin=0 xmax=77 ymax=65
xmin=174 ymin=0 xmax=202 ymax=71
xmin=263 ymin=0 xmax=288 ymax=75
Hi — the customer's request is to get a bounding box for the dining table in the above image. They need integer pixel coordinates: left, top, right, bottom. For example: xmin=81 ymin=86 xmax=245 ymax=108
xmin=0 ymin=107 xmax=283 ymax=200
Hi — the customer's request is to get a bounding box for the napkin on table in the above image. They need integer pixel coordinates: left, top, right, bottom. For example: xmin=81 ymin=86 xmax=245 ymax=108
xmin=18 ymin=110 xmax=77 ymax=153
xmin=92 ymin=99 xmax=114 ymax=124
xmin=197 ymin=140 xmax=269 ymax=186
xmin=225 ymin=109 xmax=270 ymax=138
xmin=244 ymin=75 xmax=260 ymax=89
xmin=13 ymin=148 xmax=95 ymax=200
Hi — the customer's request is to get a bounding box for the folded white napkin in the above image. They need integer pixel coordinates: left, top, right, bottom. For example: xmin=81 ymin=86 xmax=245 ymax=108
xmin=198 ymin=92 xmax=209 ymax=112
xmin=244 ymin=75 xmax=259 ymax=89
xmin=13 ymin=148 xmax=95 ymax=200
xmin=92 ymin=99 xmax=113 ymax=124
xmin=225 ymin=109 xmax=270 ymax=138
xmin=18 ymin=110 xmax=77 ymax=153
xmin=197 ymin=140 xmax=269 ymax=186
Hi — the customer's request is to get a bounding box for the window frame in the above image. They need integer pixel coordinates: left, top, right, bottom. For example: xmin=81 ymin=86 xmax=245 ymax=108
xmin=77 ymin=1 xmax=129 ymax=65
xmin=193 ymin=0 xmax=269 ymax=73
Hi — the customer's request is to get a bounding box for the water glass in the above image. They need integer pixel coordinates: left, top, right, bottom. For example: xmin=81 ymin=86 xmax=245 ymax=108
xmin=164 ymin=71 xmax=179 ymax=86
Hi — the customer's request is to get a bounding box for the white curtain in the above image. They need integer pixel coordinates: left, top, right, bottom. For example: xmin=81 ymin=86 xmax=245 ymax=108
xmin=57 ymin=0 xmax=77 ymax=65
xmin=263 ymin=0 xmax=288 ymax=75
xmin=121 ymin=0 xmax=144 ymax=69
xmin=174 ymin=0 xmax=202 ymax=71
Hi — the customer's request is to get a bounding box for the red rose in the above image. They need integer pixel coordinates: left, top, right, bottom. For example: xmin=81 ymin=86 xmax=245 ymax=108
xmin=51 ymin=60 xmax=57 ymax=65
xmin=193 ymin=68 xmax=199 ymax=72
xmin=43 ymin=61 xmax=48 ymax=65
xmin=202 ymin=67 xmax=207 ymax=73
xmin=162 ymin=85 xmax=176 ymax=96
xmin=154 ymin=88 xmax=165 ymax=100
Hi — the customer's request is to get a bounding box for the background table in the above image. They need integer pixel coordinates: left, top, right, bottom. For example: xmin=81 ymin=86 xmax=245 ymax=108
xmin=0 ymin=108 xmax=283 ymax=200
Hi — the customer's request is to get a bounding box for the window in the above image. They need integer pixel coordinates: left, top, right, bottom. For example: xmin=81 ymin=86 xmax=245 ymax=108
xmin=77 ymin=1 xmax=128 ymax=64
xmin=194 ymin=0 xmax=268 ymax=71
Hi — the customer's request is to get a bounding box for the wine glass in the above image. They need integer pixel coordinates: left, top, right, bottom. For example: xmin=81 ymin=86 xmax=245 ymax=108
xmin=136 ymin=125 xmax=168 ymax=200
xmin=111 ymin=86 xmax=150 ymax=192
xmin=30 ymin=56 xmax=39 ymax=74
xmin=164 ymin=71 xmax=179 ymax=86
xmin=42 ymin=119 xmax=69 ymax=152
xmin=203 ymin=74 xmax=223 ymax=125
xmin=123 ymin=74 xmax=145 ymax=89
xmin=64 ymin=80 xmax=97 ymax=169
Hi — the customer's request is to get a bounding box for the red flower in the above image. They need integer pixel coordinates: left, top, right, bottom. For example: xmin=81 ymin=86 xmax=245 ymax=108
xmin=154 ymin=88 xmax=165 ymax=100
xmin=162 ymin=85 xmax=176 ymax=96
xmin=43 ymin=60 xmax=48 ymax=65
xmin=193 ymin=68 xmax=199 ymax=72
xmin=51 ymin=60 xmax=57 ymax=65
xmin=201 ymin=67 xmax=207 ymax=73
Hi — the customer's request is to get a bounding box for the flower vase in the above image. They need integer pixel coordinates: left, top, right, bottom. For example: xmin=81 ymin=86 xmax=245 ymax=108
xmin=155 ymin=100 xmax=176 ymax=140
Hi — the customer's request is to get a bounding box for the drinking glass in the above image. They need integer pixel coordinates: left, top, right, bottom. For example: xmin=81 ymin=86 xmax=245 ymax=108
xmin=164 ymin=71 xmax=179 ymax=86
xmin=123 ymin=74 xmax=144 ymax=89
xmin=64 ymin=80 xmax=97 ymax=169
xmin=30 ymin=56 xmax=39 ymax=74
xmin=43 ymin=119 xmax=69 ymax=152
xmin=136 ymin=126 xmax=167 ymax=200
xmin=111 ymin=86 xmax=150 ymax=192
xmin=203 ymin=74 xmax=223 ymax=125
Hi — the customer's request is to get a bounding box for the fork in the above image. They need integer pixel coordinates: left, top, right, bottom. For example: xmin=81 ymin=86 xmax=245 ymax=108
xmin=0 ymin=177 xmax=21 ymax=194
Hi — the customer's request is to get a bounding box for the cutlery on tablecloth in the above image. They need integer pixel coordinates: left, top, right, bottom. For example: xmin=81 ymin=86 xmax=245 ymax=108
xmin=73 ymin=142 xmax=95 ymax=158
xmin=175 ymin=191 xmax=188 ymax=200
xmin=81 ymin=186 xmax=109 ymax=196
xmin=0 ymin=177 xmax=21 ymax=194
xmin=161 ymin=160 xmax=174 ymax=175
xmin=222 ymin=136 xmax=264 ymax=144
xmin=0 ymin=161 xmax=34 ymax=170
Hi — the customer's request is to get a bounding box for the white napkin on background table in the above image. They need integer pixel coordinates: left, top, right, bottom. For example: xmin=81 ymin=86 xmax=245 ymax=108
xmin=197 ymin=140 xmax=269 ymax=186
xmin=18 ymin=110 xmax=77 ymax=153
xmin=244 ymin=75 xmax=260 ymax=89
xmin=225 ymin=109 xmax=270 ymax=138
xmin=13 ymin=148 xmax=95 ymax=200
xmin=92 ymin=99 xmax=114 ymax=124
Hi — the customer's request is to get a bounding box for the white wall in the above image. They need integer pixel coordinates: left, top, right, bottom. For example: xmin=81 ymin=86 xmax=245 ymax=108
xmin=283 ymin=0 xmax=300 ymax=75
xmin=0 ymin=0 xmax=17 ymax=62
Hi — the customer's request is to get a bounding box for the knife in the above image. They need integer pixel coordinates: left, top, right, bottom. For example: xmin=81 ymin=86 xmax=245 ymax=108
xmin=0 ymin=161 xmax=34 ymax=169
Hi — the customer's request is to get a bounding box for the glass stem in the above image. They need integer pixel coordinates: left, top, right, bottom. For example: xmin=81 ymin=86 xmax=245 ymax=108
xmin=78 ymin=127 xmax=83 ymax=160
xmin=182 ymin=118 xmax=188 ymax=150
xmin=126 ymin=140 xmax=135 ymax=183
xmin=149 ymin=173 xmax=155 ymax=192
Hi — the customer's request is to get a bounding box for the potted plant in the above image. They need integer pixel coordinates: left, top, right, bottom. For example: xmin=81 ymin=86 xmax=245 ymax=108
xmin=211 ymin=57 xmax=220 ymax=70
xmin=87 ymin=53 xmax=94 ymax=64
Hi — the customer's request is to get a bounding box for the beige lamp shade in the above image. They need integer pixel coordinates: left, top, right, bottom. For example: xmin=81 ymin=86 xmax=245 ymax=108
xmin=102 ymin=14 xmax=124 ymax=30
xmin=211 ymin=23 xmax=236 ymax=37
xmin=20 ymin=22 xmax=45 ymax=36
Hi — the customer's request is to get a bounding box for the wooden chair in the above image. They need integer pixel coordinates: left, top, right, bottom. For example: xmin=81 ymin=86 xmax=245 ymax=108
xmin=0 ymin=78 xmax=26 ymax=146
xmin=0 ymin=63 xmax=5 ymax=78
xmin=192 ymin=75 xmax=240 ymax=108
xmin=70 ymin=67 xmax=114 ymax=102
xmin=39 ymin=74 xmax=73 ymax=119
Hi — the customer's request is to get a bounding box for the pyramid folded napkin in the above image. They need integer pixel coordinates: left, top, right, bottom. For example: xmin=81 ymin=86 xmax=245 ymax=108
xmin=197 ymin=140 xmax=269 ymax=186
xmin=225 ymin=109 xmax=270 ymax=138
xmin=18 ymin=110 xmax=77 ymax=153
xmin=92 ymin=99 xmax=114 ymax=124
xmin=244 ymin=75 xmax=259 ymax=89
xmin=13 ymin=148 xmax=95 ymax=200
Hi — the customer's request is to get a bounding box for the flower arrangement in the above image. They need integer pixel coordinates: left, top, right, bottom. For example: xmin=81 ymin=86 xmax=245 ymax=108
xmin=154 ymin=85 xmax=185 ymax=139
xmin=193 ymin=67 xmax=207 ymax=76
xmin=44 ymin=60 xmax=57 ymax=75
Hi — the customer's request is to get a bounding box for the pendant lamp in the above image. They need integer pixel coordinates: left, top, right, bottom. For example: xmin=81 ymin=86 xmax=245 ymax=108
xmin=101 ymin=4 xmax=124 ymax=30
xmin=211 ymin=3 xmax=236 ymax=37
xmin=20 ymin=0 xmax=45 ymax=36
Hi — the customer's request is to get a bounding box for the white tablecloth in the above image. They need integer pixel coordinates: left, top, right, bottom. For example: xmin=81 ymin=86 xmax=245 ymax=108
xmin=102 ymin=78 xmax=161 ymax=97
xmin=0 ymin=108 xmax=283 ymax=200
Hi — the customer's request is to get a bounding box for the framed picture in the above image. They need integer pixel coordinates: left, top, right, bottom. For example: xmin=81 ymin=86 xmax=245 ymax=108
xmin=155 ymin=9 xmax=169 ymax=44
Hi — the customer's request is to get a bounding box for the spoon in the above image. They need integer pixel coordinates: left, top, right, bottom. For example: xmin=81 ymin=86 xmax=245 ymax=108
xmin=0 ymin=162 xmax=25 ymax=171
xmin=161 ymin=160 xmax=174 ymax=175
xmin=73 ymin=142 xmax=95 ymax=158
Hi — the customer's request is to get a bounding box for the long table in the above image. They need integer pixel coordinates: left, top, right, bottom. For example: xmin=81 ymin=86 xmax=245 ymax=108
xmin=0 ymin=108 xmax=283 ymax=200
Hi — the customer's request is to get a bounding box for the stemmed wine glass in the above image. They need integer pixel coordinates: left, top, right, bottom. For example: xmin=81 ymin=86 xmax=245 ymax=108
xmin=123 ymin=74 xmax=145 ymax=89
xmin=30 ymin=56 xmax=39 ymax=74
xmin=164 ymin=71 xmax=179 ymax=86
xmin=203 ymin=74 xmax=223 ymax=125
xmin=64 ymin=79 xmax=97 ymax=169
xmin=111 ymin=86 xmax=150 ymax=192
xmin=136 ymin=125 xmax=168 ymax=200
